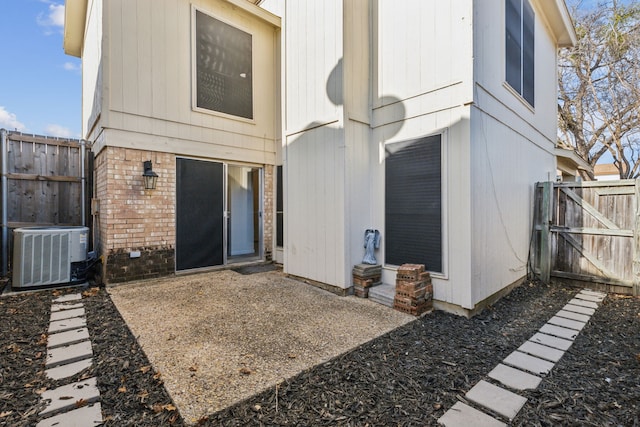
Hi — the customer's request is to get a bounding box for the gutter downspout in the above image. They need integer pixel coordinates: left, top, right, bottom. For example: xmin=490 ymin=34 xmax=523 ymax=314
xmin=81 ymin=140 xmax=86 ymax=227
xmin=1 ymin=129 xmax=8 ymax=277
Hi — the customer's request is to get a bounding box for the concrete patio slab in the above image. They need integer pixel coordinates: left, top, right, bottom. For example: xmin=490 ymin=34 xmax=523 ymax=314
xmin=518 ymin=341 xmax=565 ymax=362
xmin=547 ymin=316 xmax=586 ymax=331
xmin=539 ymin=323 xmax=578 ymax=340
xmin=36 ymin=402 xmax=102 ymax=427
xmin=503 ymin=351 xmax=554 ymax=375
xmin=47 ymin=328 xmax=90 ymax=349
xmin=466 ymin=380 xmax=527 ymax=421
xmin=488 ymin=363 xmax=542 ymax=391
xmin=555 ymin=309 xmax=590 ymax=323
xmin=438 ymin=402 xmax=506 ymax=427
xmin=529 ymin=332 xmax=573 ymax=351
xmin=39 ymin=377 xmax=100 ymax=417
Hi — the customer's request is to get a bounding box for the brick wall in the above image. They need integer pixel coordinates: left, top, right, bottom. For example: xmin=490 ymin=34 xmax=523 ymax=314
xmin=94 ymin=147 xmax=176 ymax=283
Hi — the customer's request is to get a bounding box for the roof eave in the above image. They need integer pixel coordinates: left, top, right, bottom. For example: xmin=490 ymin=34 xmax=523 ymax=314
xmin=63 ymin=0 xmax=88 ymax=58
xmin=540 ymin=0 xmax=578 ymax=47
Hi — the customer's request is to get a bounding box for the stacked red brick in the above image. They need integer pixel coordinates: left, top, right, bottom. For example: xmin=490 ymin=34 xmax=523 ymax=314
xmin=352 ymin=264 xmax=382 ymax=298
xmin=394 ymin=264 xmax=433 ymax=315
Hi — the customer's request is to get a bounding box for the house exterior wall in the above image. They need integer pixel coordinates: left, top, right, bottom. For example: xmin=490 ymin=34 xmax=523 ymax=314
xmin=468 ymin=0 xmax=561 ymax=307
xmin=77 ymin=0 xmax=280 ymax=282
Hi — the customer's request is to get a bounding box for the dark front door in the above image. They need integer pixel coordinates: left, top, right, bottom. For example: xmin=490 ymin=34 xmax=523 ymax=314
xmin=176 ymin=158 xmax=224 ymax=270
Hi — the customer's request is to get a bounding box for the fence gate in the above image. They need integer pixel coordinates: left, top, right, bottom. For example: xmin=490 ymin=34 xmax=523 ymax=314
xmin=1 ymin=130 xmax=90 ymax=277
xmin=532 ymin=180 xmax=640 ymax=296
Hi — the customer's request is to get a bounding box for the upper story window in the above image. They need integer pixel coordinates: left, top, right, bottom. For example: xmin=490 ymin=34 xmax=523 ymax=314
xmin=194 ymin=9 xmax=253 ymax=120
xmin=505 ymin=0 xmax=535 ymax=107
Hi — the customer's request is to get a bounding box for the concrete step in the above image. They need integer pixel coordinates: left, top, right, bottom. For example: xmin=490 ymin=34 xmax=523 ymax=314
xmin=368 ymin=283 xmax=395 ymax=307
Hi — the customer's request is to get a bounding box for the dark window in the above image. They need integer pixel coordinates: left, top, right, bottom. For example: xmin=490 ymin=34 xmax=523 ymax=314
xmin=276 ymin=165 xmax=283 ymax=248
xmin=385 ymin=135 xmax=442 ymax=273
xmin=195 ymin=10 xmax=253 ymax=119
xmin=505 ymin=0 xmax=535 ymax=106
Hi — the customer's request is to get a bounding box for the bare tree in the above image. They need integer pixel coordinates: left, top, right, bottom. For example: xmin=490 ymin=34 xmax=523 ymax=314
xmin=558 ymin=0 xmax=640 ymax=179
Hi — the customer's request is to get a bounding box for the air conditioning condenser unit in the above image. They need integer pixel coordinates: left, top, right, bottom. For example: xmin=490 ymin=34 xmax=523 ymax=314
xmin=12 ymin=226 xmax=89 ymax=289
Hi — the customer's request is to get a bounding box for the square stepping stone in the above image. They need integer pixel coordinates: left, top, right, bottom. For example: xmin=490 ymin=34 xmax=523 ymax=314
xmin=438 ymin=402 xmax=506 ymax=427
xmin=46 ymin=358 xmax=93 ymax=380
xmin=488 ymin=364 xmax=542 ymax=391
xmin=529 ymin=332 xmax=573 ymax=351
xmin=49 ymin=317 xmax=87 ymax=334
xmin=52 ymin=294 xmax=82 ymax=303
xmin=36 ymin=402 xmax=102 ymax=427
xmin=556 ymin=309 xmax=590 ymax=323
xmin=51 ymin=302 xmax=84 ymax=312
xmin=39 ymin=377 xmax=100 ymax=417
xmin=519 ymin=341 xmax=565 ymax=362
xmin=574 ymin=293 xmax=603 ymax=303
xmin=539 ymin=323 xmax=579 ymax=340
xmin=48 ymin=328 xmax=90 ymax=349
xmin=503 ymin=351 xmax=555 ymax=375
xmin=568 ymin=298 xmax=598 ymax=309
xmin=547 ymin=316 xmax=586 ymax=331
xmin=46 ymin=340 xmax=93 ymax=368
xmin=50 ymin=307 xmax=85 ymax=322
xmin=563 ymin=303 xmax=595 ymax=316
xmin=466 ymin=380 xmax=527 ymax=421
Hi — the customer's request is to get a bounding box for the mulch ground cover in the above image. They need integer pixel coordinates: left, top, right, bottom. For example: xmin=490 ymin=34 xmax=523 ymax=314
xmin=1 ymin=280 xmax=638 ymax=426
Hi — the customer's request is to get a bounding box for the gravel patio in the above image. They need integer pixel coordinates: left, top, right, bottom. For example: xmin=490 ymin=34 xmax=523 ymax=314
xmin=0 ymin=270 xmax=638 ymax=426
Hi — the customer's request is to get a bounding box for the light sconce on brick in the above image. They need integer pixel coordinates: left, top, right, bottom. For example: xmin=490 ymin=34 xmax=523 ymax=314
xmin=142 ymin=160 xmax=158 ymax=190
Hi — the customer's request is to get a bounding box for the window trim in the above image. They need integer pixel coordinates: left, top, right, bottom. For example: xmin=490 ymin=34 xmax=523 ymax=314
xmin=191 ymin=6 xmax=256 ymax=123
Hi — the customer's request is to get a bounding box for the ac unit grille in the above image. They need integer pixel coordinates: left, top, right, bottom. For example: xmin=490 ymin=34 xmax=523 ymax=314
xmin=14 ymin=230 xmax=72 ymax=288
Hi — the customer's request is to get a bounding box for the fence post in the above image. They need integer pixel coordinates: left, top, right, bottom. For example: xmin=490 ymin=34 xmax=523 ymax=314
xmin=1 ymin=128 xmax=7 ymax=277
xmin=539 ymin=181 xmax=553 ymax=283
xmin=633 ymin=179 xmax=640 ymax=296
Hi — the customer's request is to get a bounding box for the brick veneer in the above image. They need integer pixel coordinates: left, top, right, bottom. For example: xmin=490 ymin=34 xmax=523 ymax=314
xmin=93 ymin=146 xmax=274 ymax=283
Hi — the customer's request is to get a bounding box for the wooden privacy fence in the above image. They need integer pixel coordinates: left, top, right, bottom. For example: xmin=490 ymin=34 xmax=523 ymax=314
xmin=531 ymin=180 xmax=640 ymax=295
xmin=1 ymin=130 xmax=90 ymax=277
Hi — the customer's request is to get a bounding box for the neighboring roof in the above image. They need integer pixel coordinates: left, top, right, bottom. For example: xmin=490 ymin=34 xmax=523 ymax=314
xmin=555 ymin=146 xmax=592 ymax=175
xmin=63 ymin=0 xmax=280 ymax=58
xmin=594 ymin=163 xmax=620 ymax=177
xmin=538 ymin=0 xmax=578 ymax=47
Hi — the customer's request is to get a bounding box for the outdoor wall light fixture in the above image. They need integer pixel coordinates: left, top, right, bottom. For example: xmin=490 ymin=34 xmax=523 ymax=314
xmin=142 ymin=160 xmax=158 ymax=190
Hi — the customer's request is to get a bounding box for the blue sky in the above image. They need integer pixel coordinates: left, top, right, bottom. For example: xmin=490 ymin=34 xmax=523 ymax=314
xmin=0 ymin=0 xmax=81 ymax=138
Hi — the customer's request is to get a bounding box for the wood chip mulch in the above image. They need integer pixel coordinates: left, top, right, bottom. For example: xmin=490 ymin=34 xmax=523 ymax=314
xmin=0 ymin=280 xmax=638 ymax=426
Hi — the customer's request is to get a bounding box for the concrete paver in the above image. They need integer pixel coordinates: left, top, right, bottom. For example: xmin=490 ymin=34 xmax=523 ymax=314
xmin=51 ymin=302 xmax=84 ymax=312
xmin=503 ymin=351 xmax=554 ymax=375
xmin=539 ymin=323 xmax=578 ymax=340
xmin=529 ymin=332 xmax=573 ymax=351
xmin=518 ymin=341 xmax=565 ymax=362
xmin=578 ymin=290 xmax=606 ymax=299
xmin=574 ymin=294 xmax=603 ymax=303
xmin=47 ymin=328 xmax=90 ymax=349
xmin=36 ymin=403 xmax=102 ymax=427
xmin=49 ymin=317 xmax=87 ymax=334
xmin=487 ymin=364 xmax=542 ymax=391
xmin=438 ymin=402 xmax=506 ymax=427
xmin=46 ymin=340 xmax=93 ymax=368
xmin=52 ymin=294 xmax=82 ymax=303
xmin=466 ymin=380 xmax=527 ymax=421
xmin=547 ymin=315 xmax=586 ymax=331
xmin=555 ymin=309 xmax=590 ymax=323
xmin=50 ymin=307 xmax=86 ymax=322
xmin=39 ymin=377 xmax=100 ymax=417
xmin=568 ymin=298 xmax=598 ymax=309
xmin=563 ymin=303 xmax=596 ymax=316
xmin=46 ymin=358 xmax=93 ymax=380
